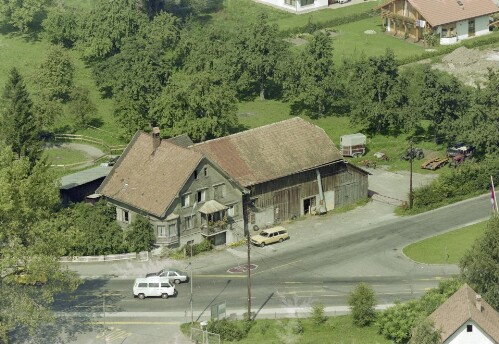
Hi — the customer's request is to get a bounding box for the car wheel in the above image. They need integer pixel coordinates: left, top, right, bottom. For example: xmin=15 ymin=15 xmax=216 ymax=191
xmin=138 ymin=293 xmax=145 ymax=300
xmin=161 ymin=293 xmax=169 ymax=299
xmin=260 ymin=242 xmax=265 ymax=248
xmin=279 ymin=238 xmax=283 ymax=243
xmin=174 ymin=279 xmax=181 ymax=284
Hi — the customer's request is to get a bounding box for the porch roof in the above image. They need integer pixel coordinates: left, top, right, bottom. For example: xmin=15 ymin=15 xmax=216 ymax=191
xmin=198 ymin=200 xmax=228 ymax=214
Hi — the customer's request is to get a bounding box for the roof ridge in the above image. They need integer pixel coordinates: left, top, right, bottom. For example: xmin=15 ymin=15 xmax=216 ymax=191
xmin=190 ymin=117 xmax=305 ymax=148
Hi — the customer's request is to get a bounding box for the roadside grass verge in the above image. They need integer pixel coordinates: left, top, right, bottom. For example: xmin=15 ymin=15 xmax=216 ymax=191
xmin=403 ymin=221 xmax=487 ymax=264
xmin=181 ymin=315 xmax=390 ymax=344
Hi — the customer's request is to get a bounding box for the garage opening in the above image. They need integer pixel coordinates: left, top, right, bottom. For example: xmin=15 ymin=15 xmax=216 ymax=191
xmin=303 ymin=197 xmax=316 ymax=215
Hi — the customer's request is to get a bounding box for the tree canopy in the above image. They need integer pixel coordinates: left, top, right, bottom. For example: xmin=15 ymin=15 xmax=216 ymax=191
xmin=460 ymin=215 xmax=499 ymax=309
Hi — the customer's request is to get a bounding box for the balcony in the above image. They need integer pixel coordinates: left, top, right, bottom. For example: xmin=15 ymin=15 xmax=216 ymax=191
xmin=200 ymin=220 xmax=229 ymax=237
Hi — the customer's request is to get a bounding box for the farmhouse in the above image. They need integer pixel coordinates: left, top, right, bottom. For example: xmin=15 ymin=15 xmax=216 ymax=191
xmin=429 ymin=284 xmax=499 ymax=344
xmin=255 ymin=0 xmax=329 ymax=13
xmin=379 ymin=0 xmax=499 ymax=45
xmin=97 ymin=118 xmax=369 ymax=247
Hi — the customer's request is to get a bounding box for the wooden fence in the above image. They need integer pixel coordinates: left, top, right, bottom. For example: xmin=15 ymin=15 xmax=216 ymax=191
xmin=54 ymin=134 xmax=127 ymax=154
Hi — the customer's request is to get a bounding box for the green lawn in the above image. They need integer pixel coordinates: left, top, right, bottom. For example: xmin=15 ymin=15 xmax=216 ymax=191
xmin=43 ymin=146 xmax=89 ymax=165
xmin=184 ymin=315 xmax=390 ymax=344
xmin=331 ymin=16 xmax=425 ymax=63
xmin=403 ymin=221 xmax=487 ymax=264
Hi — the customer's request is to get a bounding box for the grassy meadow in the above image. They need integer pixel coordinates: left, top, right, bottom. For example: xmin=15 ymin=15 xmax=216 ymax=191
xmin=403 ymin=221 xmax=487 ymax=264
xmin=0 ymin=0 xmax=482 ymax=168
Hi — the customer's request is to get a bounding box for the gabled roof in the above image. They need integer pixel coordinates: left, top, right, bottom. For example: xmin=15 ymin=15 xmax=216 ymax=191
xmin=380 ymin=0 xmax=499 ymax=27
xmin=190 ymin=117 xmax=343 ymax=187
xmin=97 ymin=132 xmax=204 ymax=218
xmin=429 ymin=283 xmax=499 ymax=342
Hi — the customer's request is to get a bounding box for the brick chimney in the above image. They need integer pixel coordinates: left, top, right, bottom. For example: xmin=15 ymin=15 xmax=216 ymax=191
xmin=152 ymin=127 xmax=161 ymax=151
xmin=476 ymin=295 xmax=482 ymax=312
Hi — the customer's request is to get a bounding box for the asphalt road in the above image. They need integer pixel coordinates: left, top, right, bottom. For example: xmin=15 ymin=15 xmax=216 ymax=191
xmin=14 ymin=190 xmax=492 ymax=343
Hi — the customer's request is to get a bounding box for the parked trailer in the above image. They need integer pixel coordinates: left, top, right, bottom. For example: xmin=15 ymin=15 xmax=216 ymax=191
xmin=421 ymin=157 xmax=448 ymax=170
xmin=340 ymin=133 xmax=367 ymax=157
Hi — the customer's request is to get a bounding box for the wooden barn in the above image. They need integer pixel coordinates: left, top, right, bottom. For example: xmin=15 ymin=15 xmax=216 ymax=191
xmin=192 ymin=118 xmax=369 ymax=231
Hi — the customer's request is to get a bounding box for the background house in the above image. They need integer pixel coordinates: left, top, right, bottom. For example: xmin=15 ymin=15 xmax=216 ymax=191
xmin=429 ymin=284 xmax=499 ymax=344
xmin=98 ymin=118 xmax=369 ymax=247
xmin=379 ymin=0 xmax=499 ymax=45
xmin=255 ymin=0 xmax=329 ymax=13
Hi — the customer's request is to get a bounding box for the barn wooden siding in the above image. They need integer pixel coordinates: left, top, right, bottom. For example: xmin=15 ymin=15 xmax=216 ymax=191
xmin=248 ymin=162 xmax=368 ymax=221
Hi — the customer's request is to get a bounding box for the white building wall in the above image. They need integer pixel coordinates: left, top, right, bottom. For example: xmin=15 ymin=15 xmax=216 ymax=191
xmin=444 ymin=321 xmax=496 ymax=344
xmin=256 ymin=0 xmax=329 ymax=13
xmin=453 ymin=16 xmax=492 ymax=42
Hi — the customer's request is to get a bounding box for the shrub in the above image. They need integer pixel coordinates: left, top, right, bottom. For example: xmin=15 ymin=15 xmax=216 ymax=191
xmin=289 ymin=318 xmax=304 ymax=335
xmin=310 ymin=302 xmax=327 ymax=326
xmin=125 ymin=215 xmax=155 ymax=253
xmin=207 ymin=319 xmax=244 ymax=341
xmin=348 ymin=283 xmax=377 ymax=327
xmin=241 ymin=319 xmax=254 ymax=334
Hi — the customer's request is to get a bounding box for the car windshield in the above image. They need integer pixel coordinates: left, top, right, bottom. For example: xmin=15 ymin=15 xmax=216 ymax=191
xmin=260 ymin=232 xmax=270 ymax=238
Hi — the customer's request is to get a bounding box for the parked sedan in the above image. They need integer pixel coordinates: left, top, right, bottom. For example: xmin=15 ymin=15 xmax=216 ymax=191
xmin=145 ymin=268 xmax=189 ymax=284
xmin=251 ymin=227 xmax=290 ymax=248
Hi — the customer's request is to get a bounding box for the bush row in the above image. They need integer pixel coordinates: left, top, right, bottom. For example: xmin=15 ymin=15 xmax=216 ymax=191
xmin=403 ymin=158 xmax=499 ymax=213
xmin=279 ymin=10 xmax=377 ymax=37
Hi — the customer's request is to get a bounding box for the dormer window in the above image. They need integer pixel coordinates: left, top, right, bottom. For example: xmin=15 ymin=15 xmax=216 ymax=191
xmin=194 ymin=170 xmax=198 ymax=180
xmin=204 ymin=167 xmax=208 ymax=177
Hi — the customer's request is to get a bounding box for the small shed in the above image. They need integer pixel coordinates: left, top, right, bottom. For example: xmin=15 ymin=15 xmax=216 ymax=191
xmin=60 ymin=166 xmax=112 ymax=205
xmin=340 ymin=133 xmax=367 ymax=157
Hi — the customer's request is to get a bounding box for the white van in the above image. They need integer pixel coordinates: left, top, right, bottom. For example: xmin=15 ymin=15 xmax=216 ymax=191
xmin=133 ymin=277 xmax=177 ymax=299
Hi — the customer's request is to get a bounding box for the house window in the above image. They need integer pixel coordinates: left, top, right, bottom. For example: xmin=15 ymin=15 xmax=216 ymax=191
xmin=181 ymin=193 xmax=190 ymax=208
xmin=184 ymin=216 xmax=193 ymax=229
xmin=117 ymin=208 xmax=130 ymax=223
xmin=197 ymin=189 xmax=206 ymax=203
xmin=168 ymin=222 xmax=177 ymax=237
xmin=194 ymin=170 xmax=198 ymax=180
xmin=213 ymin=184 xmax=225 ymax=199
xmin=284 ymin=0 xmax=296 ymax=5
xmin=204 ymin=167 xmax=208 ymax=177
xmin=467 ymin=324 xmax=473 ymax=332
xmin=157 ymin=225 xmax=166 ymax=238
xmin=301 ymin=0 xmax=314 ymax=5
xmin=228 ymin=204 xmax=237 ymax=217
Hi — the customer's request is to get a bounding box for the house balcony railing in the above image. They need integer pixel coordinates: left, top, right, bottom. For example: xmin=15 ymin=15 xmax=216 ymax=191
xmin=440 ymin=35 xmax=458 ymax=45
xmin=200 ymin=220 xmax=230 ymax=236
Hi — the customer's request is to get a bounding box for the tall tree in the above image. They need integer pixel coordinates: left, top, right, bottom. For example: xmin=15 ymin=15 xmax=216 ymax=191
xmin=1 ymin=68 xmax=41 ymax=161
xmin=36 ymin=45 xmax=75 ymax=101
xmin=0 ymin=0 xmax=52 ymax=32
xmin=348 ymin=50 xmax=408 ymax=134
xmin=68 ymin=86 xmax=97 ymax=129
xmin=152 ymin=71 xmax=238 ymax=142
xmin=453 ymin=69 xmax=499 ymax=155
xmin=284 ymin=31 xmax=340 ymax=117
xmin=460 ymin=215 xmax=499 ymax=309
xmin=239 ymin=12 xmax=287 ymax=100
xmin=76 ymin=0 xmax=148 ymax=61
xmin=411 ymin=65 xmax=468 ymax=143
xmin=94 ymin=11 xmax=180 ymax=138
xmin=0 ymin=147 xmax=80 ymax=342
xmin=42 ymin=6 xmax=79 ymax=48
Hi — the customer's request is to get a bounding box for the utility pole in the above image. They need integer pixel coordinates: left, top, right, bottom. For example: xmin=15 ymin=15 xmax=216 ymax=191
xmin=243 ymin=194 xmax=252 ymax=321
xmin=409 ymin=139 xmax=414 ymax=210
xmin=189 ymin=242 xmax=193 ymax=325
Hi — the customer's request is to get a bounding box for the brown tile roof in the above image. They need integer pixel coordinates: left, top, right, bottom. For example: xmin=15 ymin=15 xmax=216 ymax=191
xmin=191 ymin=117 xmax=343 ymax=187
xmin=379 ymin=0 xmax=499 ymax=26
xmin=429 ymin=283 xmax=499 ymax=342
xmin=97 ymin=132 xmax=203 ymax=218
